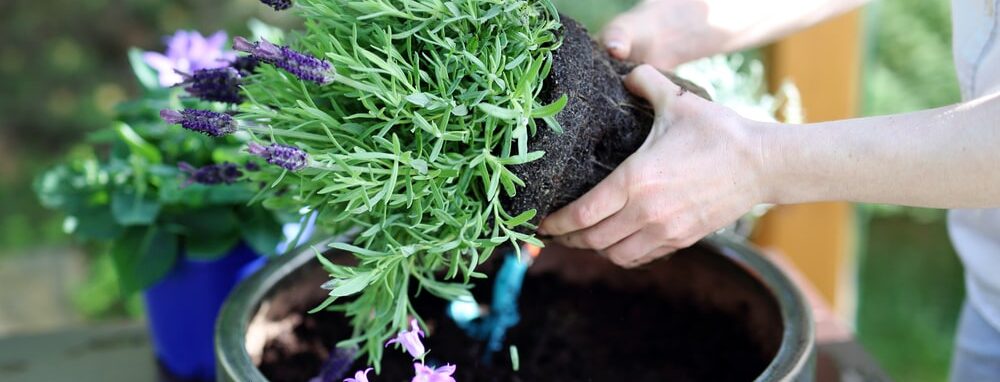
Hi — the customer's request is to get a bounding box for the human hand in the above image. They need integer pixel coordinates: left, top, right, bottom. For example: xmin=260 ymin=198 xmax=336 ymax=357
xmin=537 ymin=65 xmax=768 ymax=268
xmin=601 ymin=0 xmax=721 ymax=70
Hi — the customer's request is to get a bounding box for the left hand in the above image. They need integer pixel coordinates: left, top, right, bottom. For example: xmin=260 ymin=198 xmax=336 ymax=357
xmin=538 ymin=65 xmax=769 ymax=268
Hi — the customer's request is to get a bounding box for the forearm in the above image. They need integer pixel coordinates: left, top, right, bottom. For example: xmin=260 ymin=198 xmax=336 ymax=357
xmin=760 ymin=92 xmax=1000 ymax=208
xmin=698 ymin=0 xmax=869 ymax=54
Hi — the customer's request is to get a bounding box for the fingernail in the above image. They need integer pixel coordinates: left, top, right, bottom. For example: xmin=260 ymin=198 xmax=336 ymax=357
xmin=606 ymin=39 xmax=625 ymax=52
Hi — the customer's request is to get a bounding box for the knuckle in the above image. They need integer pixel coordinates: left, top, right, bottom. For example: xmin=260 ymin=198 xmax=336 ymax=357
xmin=571 ymin=204 xmax=595 ymax=226
xmin=579 ymin=232 xmax=604 ymax=249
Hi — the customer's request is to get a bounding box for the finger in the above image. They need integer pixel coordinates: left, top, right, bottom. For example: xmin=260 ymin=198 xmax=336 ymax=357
xmin=538 ymin=168 xmax=628 ymax=236
xmin=630 ymin=244 xmax=677 ymax=268
xmin=600 ymin=23 xmax=633 ymax=60
xmin=600 ymin=226 xmax=669 ymax=267
xmin=624 ymin=65 xmax=684 ymax=113
xmin=556 ymin=203 xmax=647 ymax=251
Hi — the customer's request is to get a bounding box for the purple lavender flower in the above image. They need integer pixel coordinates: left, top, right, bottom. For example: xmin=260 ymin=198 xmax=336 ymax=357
xmin=343 ymin=368 xmax=371 ymax=382
xmin=385 ymin=319 xmax=426 ymax=359
xmin=143 ymin=30 xmax=236 ymax=87
xmin=233 ymin=37 xmax=335 ymax=85
xmin=412 ymin=364 xmax=456 ymax=382
xmin=247 ymin=142 xmax=309 ymax=171
xmin=260 ymin=0 xmax=293 ymax=10
xmin=161 ymin=109 xmax=238 ymax=137
xmin=178 ymin=162 xmax=243 ymax=187
xmin=231 ymin=55 xmax=261 ymax=77
xmin=180 ymin=67 xmax=243 ymax=104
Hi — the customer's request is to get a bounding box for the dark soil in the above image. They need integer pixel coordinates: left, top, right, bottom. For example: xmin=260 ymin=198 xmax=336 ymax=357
xmin=254 ymin=245 xmax=781 ymax=382
xmin=503 ymin=16 xmax=710 ymax=222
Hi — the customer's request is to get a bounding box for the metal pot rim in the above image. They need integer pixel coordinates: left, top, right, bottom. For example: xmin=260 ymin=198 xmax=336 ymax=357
xmin=214 ymin=233 xmax=815 ymax=382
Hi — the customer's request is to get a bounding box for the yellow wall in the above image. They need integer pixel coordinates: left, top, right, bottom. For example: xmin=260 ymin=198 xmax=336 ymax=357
xmin=753 ymin=9 xmax=864 ymax=321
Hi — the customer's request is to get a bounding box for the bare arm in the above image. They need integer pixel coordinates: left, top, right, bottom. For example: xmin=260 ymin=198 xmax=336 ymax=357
xmin=763 ymin=91 xmax=1000 ymax=208
xmin=603 ymin=0 xmax=870 ymax=68
xmin=539 ymin=67 xmax=1000 ymax=268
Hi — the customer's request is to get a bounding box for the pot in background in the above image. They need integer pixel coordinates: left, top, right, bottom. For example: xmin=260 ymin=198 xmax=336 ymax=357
xmin=145 ymin=243 xmax=265 ymax=381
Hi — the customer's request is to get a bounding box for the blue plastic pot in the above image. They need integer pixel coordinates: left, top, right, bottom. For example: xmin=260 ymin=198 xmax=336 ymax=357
xmin=143 ymin=242 xmax=266 ymax=381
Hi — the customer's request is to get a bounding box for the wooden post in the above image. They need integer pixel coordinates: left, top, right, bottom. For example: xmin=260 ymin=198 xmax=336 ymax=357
xmin=753 ymin=9 xmax=864 ymax=322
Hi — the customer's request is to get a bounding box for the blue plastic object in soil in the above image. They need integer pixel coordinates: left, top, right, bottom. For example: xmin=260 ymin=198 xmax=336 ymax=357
xmin=143 ymin=242 xmax=266 ymax=381
xmin=449 ymin=247 xmax=532 ymax=364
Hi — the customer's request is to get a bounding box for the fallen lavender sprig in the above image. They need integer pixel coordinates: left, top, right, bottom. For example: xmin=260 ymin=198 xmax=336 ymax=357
xmin=234 ymin=37 xmax=335 ymax=85
xmin=309 ymin=346 xmax=358 ymax=382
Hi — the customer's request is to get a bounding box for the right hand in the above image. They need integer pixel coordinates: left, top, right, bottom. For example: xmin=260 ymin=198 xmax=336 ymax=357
xmin=601 ymin=0 xmax=722 ymax=70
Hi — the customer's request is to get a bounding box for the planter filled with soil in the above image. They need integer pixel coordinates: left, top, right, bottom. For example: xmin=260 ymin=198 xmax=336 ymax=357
xmin=217 ymin=234 xmax=815 ymax=381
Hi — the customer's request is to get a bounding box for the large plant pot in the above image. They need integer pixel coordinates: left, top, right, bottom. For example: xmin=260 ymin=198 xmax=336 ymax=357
xmin=145 ymin=242 xmax=266 ymax=381
xmin=216 ymin=235 xmax=815 ymax=381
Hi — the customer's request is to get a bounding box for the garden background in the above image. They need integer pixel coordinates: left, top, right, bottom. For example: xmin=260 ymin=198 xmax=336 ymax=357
xmin=0 ymin=0 xmax=964 ymax=380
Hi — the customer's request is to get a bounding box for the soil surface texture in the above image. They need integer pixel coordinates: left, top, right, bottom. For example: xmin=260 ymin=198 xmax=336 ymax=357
xmin=503 ymin=16 xmax=709 ymax=223
xmin=254 ymin=246 xmax=778 ymax=382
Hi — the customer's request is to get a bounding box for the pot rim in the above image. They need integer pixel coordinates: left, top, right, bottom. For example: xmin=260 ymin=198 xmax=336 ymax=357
xmin=215 ymin=233 xmax=815 ymax=382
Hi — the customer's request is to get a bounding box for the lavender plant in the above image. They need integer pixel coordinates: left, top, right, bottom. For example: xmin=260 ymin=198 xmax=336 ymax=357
xmin=36 ymin=30 xmax=286 ymax=294
xmin=162 ymin=0 xmax=565 ymax=368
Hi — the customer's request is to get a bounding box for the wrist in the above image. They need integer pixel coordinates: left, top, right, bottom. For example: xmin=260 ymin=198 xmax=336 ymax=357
xmin=745 ymin=121 xmax=793 ymax=205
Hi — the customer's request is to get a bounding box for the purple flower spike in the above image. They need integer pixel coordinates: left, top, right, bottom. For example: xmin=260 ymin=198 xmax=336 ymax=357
xmin=412 ymin=363 xmax=456 ymax=382
xmin=233 ymin=37 xmax=336 ymax=85
xmin=260 ymin=0 xmax=292 ymax=10
xmin=161 ymin=109 xmax=237 ymax=137
xmin=231 ymin=55 xmax=261 ymax=77
xmin=181 ymin=67 xmax=243 ymax=104
xmin=386 ymin=319 xmax=426 ymax=359
xmin=178 ymin=162 xmax=243 ymax=187
xmin=247 ymin=142 xmax=309 ymax=171
xmin=343 ymin=368 xmax=372 ymax=382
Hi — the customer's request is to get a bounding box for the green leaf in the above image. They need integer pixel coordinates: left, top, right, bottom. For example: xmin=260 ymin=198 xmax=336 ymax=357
xmin=476 ymin=103 xmax=521 ymax=120
xmin=111 ymin=227 xmax=179 ymax=293
xmin=113 ymin=122 xmax=162 ymax=164
xmin=111 ymin=189 xmax=161 ymax=226
xmin=531 ymin=94 xmax=568 ymax=118
xmin=127 ymin=48 xmax=160 ymax=90
xmin=165 ymin=207 xmax=239 ymax=237
xmin=505 ymin=209 xmax=536 ymax=227
xmin=326 ymin=271 xmax=378 ymax=298
xmin=329 ymin=242 xmax=386 ymax=257
xmin=185 ymin=231 xmax=240 ymax=261
xmin=237 ymin=207 xmax=283 ymax=256
xmin=70 ymin=206 xmax=124 ymax=241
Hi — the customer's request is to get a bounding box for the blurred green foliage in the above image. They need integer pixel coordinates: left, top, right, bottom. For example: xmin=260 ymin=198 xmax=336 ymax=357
xmin=0 ymin=0 xmax=296 ymax=254
xmin=863 ymin=0 xmax=961 ymax=115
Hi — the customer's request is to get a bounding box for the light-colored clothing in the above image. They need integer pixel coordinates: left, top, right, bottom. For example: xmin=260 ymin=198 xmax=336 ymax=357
xmin=949 ymin=0 xmax=1000 ymax=380
xmin=950 ymin=303 xmax=1000 ymax=382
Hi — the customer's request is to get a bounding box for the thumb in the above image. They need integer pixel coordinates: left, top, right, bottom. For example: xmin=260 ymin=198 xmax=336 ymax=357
xmin=601 ymin=18 xmax=634 ymax=60
xmin=624 ymin=65 xmax=683 ymax=115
